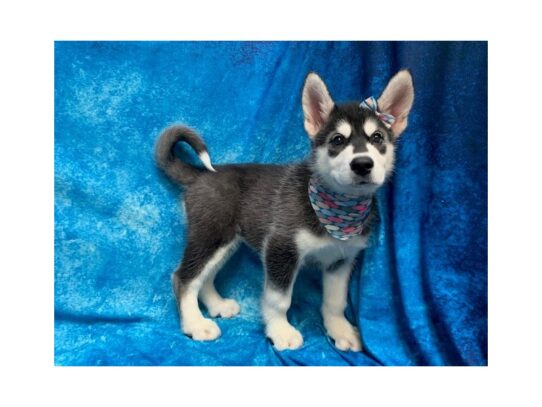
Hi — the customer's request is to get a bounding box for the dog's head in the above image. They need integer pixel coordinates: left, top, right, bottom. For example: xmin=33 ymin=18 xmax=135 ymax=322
xmin=303 ymin=70 xmax=414 ymax=196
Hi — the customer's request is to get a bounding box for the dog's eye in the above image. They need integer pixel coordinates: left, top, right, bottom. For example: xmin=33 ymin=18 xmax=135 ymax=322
xmin=330 ymin=134 xmax=346 ymax=146
xmin=371 ymin=132 xmax=384 ymax=145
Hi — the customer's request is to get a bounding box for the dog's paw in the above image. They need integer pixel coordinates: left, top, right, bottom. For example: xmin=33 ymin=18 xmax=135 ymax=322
xmin=324 ymin=317 xmax=362 ymax=352
xmin=183 ymin=318 xmax=221 ymax=341
xmin=208 ymin=298 xmax=240 ymax=318
xmin=266 ymin=321 xmax=304 ymax=351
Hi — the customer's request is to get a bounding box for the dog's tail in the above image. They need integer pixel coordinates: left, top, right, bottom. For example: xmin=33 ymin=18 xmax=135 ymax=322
xmin=155 ymin=125 xmax=216 ymax=185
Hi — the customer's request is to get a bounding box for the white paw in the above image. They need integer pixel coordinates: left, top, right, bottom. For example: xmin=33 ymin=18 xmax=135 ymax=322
xmin=324 ymin=316 xmax=362 ymax=352
xmin=208 ymin=298 xmax=240 ymax=318
xmin=266 ymin=321 xmax=304 ymax=351
xmin=183 ymin=318 xmax=221 ymax=341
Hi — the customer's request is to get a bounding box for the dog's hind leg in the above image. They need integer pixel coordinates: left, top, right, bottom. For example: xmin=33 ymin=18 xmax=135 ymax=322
xmin=172 ymin=235 xmax=239 ymax=341
xmin=199 ymin=239 xmax=241 ymax=318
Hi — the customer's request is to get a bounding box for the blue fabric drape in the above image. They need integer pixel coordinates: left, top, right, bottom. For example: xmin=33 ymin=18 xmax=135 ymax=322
xmin=54 ymin=41 xmax=487 ymax=366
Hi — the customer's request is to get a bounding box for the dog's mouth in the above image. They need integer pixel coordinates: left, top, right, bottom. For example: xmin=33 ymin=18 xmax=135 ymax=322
xmin=352 ymin=179 xmax=383 ymax=194
xmin=355 ymin=179 xmax=378 ymax=186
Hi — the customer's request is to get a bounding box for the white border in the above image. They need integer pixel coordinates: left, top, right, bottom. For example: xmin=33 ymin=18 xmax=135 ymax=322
xmin=2 ymin=0 xmax=542 ymax=405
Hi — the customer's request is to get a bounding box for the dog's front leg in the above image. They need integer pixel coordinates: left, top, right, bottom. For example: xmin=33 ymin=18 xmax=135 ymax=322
xmin=321 ymin=260 xmax=362 ymax=352
xmin=261 ymin=235 xmax=303 ymax=351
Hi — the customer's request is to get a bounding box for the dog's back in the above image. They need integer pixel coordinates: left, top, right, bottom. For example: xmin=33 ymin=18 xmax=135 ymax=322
xmin=184 ymin=162 xmax=313 ymax=251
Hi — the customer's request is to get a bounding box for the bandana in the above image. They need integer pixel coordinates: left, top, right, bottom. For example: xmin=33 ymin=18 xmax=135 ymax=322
xmin=308 ymin=176 xmax=373 ymax=241
xmin=360 ymin=96 xmax=395 ymax=128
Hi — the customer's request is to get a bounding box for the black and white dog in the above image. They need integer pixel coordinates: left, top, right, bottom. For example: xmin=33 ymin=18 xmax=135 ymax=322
xmin=155 ymin=70 xmax=414 ymax=351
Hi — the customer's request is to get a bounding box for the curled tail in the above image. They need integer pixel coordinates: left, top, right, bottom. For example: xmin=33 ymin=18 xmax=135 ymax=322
xmin=155 ymin=125 xmax=216 ymax=185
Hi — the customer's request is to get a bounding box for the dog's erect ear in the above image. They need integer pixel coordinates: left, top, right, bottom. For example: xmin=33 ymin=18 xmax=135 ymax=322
xmin=302 ymin=72 xmax=335 ymax=138
xmin=377 ymin=70 xmax=414 ymax=137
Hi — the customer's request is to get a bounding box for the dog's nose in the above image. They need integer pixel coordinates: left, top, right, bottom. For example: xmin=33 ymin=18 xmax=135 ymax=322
xmin=350 ymin=157 xmax=374 ymax=176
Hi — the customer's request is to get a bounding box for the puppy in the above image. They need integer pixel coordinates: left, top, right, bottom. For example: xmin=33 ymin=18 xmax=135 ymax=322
xmin=155 ymin=70 xmax=414 ymax=351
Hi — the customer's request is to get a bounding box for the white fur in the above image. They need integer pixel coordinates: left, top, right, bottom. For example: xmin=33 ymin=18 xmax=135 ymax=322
xmin=316 ymin=145 xmax=358 ymax=192
xmin=200 ymin=281 xmax=240 ymax=318
xmin=336 ymin=120 xmax=352 ymax=138
xmin=321 ymin=262 xmax=362 ymax=351
xmin=363 ymin=118 xmax=378 ymax=136
xmin=322 ymin=263 xmax=351 ymax=314
xmin=352 ymin=143 xmax=395 ymax=186
xmin=180 ymin=237 xmax=240 ymax=340
xmin=384 ymin=143 xmax=396 ymax=176
xmin=262 ymin=285 xmax=303 ymax=350
xmin=315 ymin=135 xmax=395 ymax=195
xmin=323 ymin=311 xmax=362 ymax=351
xmin=199 ymin=151 xmax=216 ymax=172
xmin=295 ymin=228 xmax=368 ymax=266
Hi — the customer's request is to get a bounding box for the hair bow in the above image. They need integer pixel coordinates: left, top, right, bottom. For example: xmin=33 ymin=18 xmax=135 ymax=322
xmin=360 ymin=96 xmax=395 ymax=128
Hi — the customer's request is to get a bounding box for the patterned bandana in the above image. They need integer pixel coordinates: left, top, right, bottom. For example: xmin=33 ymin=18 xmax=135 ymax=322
xmin=360 ymin=96 xmax=395 ymax=128
xmin=308 ymin=176 xmax=373 ymax=241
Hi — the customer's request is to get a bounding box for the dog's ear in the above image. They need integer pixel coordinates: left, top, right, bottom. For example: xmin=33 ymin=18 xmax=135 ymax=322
xmin=302 ymin=72 xmax=335 ymax=138
xmin=377 ymin=70 xmax=414 ymax=137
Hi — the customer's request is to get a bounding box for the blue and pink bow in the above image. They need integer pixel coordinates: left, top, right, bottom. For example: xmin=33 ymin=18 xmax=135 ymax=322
xmin=360 ymin=96 xmax=395 ymax=128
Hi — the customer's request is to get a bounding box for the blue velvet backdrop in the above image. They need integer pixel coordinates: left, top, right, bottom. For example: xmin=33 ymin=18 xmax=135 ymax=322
xmin=54 ymin=41 xmax=487 ymax=366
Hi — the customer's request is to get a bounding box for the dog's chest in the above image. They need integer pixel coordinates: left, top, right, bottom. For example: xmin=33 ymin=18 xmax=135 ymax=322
xmin=294 ymin=228 xmax=368 ymax=268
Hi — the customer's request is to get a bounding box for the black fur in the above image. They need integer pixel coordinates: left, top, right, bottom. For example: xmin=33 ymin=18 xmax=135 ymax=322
xmin=264 ymin=234 xmax=299 ymax=291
